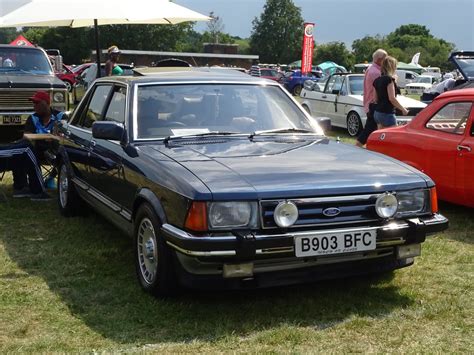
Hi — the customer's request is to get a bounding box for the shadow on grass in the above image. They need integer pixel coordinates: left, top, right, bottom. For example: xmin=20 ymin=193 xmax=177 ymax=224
xmin=0 ymin=193 xmax=412 ymax=345
xmin=437 ymin=201 xmax=474 ymax=245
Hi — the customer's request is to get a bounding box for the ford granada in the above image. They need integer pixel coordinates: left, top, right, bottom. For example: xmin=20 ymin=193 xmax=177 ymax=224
xmin=54 ymin=67 xmax=448 ymax=296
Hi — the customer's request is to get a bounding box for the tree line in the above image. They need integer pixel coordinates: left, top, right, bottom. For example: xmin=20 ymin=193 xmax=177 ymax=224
xmin=0 ymin=0 xmax=456 ymax=71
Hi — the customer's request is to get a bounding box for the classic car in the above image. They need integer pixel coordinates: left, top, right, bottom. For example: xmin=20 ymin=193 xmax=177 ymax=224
xmin=405 ymin=75 xmax=438 ymax=95
xmin=301 ymin=73 xmax=427 ymax=136
xmin=56 ymin=64 xmax=77 ymax=92
xmin=54 ymin=67 xmax=448 ymax=296
xmin=279 ymin=69 xmax=322 ymax=96
xmin=367 ymin=88 xmax=474 ymax=208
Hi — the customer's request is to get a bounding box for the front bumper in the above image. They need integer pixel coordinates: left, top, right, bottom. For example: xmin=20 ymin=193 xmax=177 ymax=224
xmin=161 ymin=214 xmax=448 ymax=288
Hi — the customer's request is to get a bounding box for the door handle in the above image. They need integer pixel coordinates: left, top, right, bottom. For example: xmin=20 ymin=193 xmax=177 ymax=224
xmin=65 ymin=130 xmax=71 ymax=137
xmin=457 ymin=145 xmax=471 ymax=152
xmin=322 ymin=95 xmax=327 ymax=99
xmin=90 ymin=140 xmax=96 ymax=148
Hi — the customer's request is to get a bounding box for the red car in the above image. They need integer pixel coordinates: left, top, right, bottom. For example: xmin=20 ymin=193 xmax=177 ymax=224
xmin=367 ymin=88 xmax=474 ymax=208
xmin=56 ymin=63 xmax=93 ymax=92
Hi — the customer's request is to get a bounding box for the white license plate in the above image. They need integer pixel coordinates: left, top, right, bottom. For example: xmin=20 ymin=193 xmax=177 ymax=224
xmin=1 ymin=115 xmax=22 ymax=125
xmin=294 ymin=230 xmax=376 ymax=257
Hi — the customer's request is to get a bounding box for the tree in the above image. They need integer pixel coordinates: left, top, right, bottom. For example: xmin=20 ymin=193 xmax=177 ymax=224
xmin=250 ymin=0 xmax=304 ymax=64
xmin=314 ymin=42 xmax=354 ymax=70
xmin=206 ymin=11 xmax=224 ymax=44
xmin=351 ymin=35 xmax=386 ymax=63
xmin=0 ymin=28 xmax=18 ymax=44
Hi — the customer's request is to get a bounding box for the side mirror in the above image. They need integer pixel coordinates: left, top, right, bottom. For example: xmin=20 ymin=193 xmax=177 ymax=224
xmin=332 ymin=89 xmax=340 ymax=95
xmin=304 ymin=80 xmax=317 ymax=91
xmin=92 ymin=121 xmax=125 ymax=142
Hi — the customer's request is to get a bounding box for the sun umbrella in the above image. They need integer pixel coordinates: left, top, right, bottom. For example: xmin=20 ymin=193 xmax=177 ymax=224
xmin=0 ymin=0 xmax=209 ymax=77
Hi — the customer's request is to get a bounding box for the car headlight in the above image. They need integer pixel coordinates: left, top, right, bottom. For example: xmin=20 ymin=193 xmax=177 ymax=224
xmin=208 ymin=202 xmax=258 ymax=229
xmin=375 ymin=193 xmax=398 ymax=218
xmin=274 ymin=201 xmax=299 ymax=228
xmin=53 ymin=92 xmax=65 ymax=103
xmin=396 ymin=190 xmax=429 ymax=216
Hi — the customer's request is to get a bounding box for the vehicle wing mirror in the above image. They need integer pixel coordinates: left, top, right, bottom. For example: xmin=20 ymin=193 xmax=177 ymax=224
xmin=304 ymin=80 xmax=317 ymax=91
xmin=92 ymin=121 xmax=125 ymax=142
xmin=332 ymin=89 xmax=340 ymax=95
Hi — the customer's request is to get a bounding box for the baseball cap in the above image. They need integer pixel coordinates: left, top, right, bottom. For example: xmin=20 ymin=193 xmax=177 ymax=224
xmin=29 ymin=91 xmax=50 ymax=105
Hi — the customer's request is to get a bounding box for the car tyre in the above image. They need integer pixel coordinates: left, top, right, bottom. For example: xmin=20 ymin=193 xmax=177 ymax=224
xmin=347 ymin=111 xmax=362 ymax=137
xmin=57 ymin=163 xmax=82 ymax=217
xmin=293 ymin=84 xmax=303 ymax=96
xmin=134 ymin=203 xmax=177 ymax=297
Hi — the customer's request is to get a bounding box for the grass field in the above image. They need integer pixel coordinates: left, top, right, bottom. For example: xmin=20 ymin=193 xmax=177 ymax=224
xmin=0 ymin=132 xmax=473 ymax=353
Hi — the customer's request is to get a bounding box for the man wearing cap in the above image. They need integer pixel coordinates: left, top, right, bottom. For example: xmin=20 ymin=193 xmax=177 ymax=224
xmin=24 ymin=91 xmax=67 ymax=134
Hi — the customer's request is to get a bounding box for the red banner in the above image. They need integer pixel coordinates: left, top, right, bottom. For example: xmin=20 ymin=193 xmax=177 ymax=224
xmin=301 ymin=23 xmax=314 ymax=74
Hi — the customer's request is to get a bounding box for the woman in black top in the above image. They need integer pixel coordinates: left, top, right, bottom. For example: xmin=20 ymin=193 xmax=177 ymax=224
xmin=373 ymin=56 xmax=408 ymax=129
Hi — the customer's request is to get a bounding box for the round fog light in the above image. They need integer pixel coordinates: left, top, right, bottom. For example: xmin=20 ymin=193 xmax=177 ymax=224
xmin=375 ymin=193 xmax=398 ymax=218
xmin=274 ymin=201 xmax=298 ymax=228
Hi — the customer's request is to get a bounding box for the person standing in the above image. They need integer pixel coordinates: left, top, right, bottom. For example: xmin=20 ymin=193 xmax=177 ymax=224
xmin=373 ymin=56 xmax=408 ymax=129
xmin=355 ymin=49 xmax=387 ymax=147
xmin=105 ymin=45 xmax=123 ymax=76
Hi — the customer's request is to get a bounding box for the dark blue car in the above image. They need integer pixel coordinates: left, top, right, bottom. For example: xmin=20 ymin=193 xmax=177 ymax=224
xmin=279 ymin=69 xmax=322 ymax=95
xmin=54 ymin=67 xmax=448 ymax=296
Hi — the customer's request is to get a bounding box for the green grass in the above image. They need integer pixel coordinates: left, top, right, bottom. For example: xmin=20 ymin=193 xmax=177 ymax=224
xmin=0 ymin=151 xmax=473 ymax=352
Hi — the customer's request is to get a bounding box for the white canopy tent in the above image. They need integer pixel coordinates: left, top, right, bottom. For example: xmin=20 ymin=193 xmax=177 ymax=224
xmin=0 ymin=0 xmax=209 ymax=76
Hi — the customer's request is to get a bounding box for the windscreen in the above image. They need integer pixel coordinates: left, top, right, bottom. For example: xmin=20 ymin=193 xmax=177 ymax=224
xmin=348 ymin=76 xmax=364 ymax=95
xmin=135 ymin=84 xmax=320 ymax=139
xmin=453 ymin=56 xmax=474 ymax=80
xmin=0 ymin=47 xmax=53 ymax=75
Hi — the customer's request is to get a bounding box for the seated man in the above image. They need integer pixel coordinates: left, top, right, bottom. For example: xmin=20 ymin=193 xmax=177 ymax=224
xmin=0 ymin=140 xmax=49 ymax=201
xmin=24 ymin=91 xmax=68 ymax=188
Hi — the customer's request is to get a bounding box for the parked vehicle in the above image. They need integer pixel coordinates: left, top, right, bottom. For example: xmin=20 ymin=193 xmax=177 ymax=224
xmin=449 ymin=51 xmax=474 ymax=90
xmin=56 ymin=64 xmax=77 ymax=92
xmin=421 ymin=67 xmax=441 ymax=80
xmin=249 ymin=66 xmax=281 ymax=81
xmin=396 ymin=70 xmax=419 ymax=88
xmin=279 ymin=69 xmax=322 ymax=95
xmin=54 ymin=67 xmax=448 ymax=296
xmin=301 ymin=73 xmax=426 ymax=136
xmin=405 ymin=75 xmax=438 ymax=95
xmin=367 ymin=88 xmax=474 ymax=208
xmin=0 ymin=44 xmax=68 ymax=142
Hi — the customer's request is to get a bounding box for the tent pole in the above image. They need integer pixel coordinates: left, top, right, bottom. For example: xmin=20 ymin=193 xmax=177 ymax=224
xmin=94 ymin=19 xmax=101 ymax=78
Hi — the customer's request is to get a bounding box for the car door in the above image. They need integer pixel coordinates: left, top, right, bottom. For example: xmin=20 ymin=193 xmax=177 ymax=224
xmin=88 ymin=85 xmax=128 ymax=211
xmin=456 ymin=107 xmax=474 ymax=206
xmin=422 ymin=101 xmax=473 ymax=202
xmin=323 ymin=75 xmax=345 ymax=126
xmin=64 ymin=84 xmax=113 ymax=187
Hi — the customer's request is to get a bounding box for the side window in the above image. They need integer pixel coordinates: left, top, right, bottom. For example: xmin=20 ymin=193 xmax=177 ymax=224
xmin=426 ymin=102 xmax=472 ymax=135
xmin=77 ymin=85 xmax=112 ymax=129
xmin=104 ymin=86 xmax=126 ymax=124
xmin=324 ymin=76 xmax=337 ymax=93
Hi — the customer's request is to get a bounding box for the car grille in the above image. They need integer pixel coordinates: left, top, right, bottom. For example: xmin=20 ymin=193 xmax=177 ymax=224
xmin=0 ymin=89 xmax=37 ymax=111
xmin=260 ymin=194 xmax=381 ymax=229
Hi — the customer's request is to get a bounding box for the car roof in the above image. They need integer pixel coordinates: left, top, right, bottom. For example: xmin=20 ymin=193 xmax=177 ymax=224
xmin=96 ymin=67 xmax=274 ymax=85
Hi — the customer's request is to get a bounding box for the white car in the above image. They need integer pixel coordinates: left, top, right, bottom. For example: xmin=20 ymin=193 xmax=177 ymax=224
xmin=405 ymin=75 xmax=438 ymax=95
xmin=300 ymin=73 xmax=427 ymax=136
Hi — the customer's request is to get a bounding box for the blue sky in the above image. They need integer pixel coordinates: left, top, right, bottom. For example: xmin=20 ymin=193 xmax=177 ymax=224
xmin=178 ymin=0 xmax=473 ymax=50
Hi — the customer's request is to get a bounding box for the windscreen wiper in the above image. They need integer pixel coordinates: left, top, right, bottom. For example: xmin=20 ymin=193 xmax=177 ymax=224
xmin=248 ymin=127 xmax=316 ymax=139
xmin=164 ymin=131 xmax=241 ymax=144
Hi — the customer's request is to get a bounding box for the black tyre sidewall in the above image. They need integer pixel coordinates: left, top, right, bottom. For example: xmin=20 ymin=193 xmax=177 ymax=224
xmin=57 ymin=163 xmax=80 ymax=217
